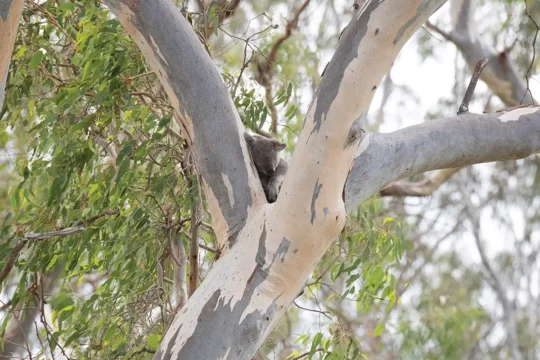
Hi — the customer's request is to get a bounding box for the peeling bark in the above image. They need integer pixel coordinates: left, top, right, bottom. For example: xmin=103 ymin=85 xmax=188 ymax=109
xmin=0 ymin=0 xmax=24 ymax=110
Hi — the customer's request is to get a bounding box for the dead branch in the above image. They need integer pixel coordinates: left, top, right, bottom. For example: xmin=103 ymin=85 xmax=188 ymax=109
xmin=458 ymin=58 xmax=489 ymax=114
xmin=380 ymin=168 xmax=461 ymax=197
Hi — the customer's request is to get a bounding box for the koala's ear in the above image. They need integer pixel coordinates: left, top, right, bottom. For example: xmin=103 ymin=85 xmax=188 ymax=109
xmin=274 ymin=141 xmax=286 ymax=151
xmin=244 ymin=132 xmax=254 ymax=144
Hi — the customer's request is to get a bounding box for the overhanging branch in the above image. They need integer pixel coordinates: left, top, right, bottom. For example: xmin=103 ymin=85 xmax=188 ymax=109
xmin=345 ymin=107 xmax=540 ymax=211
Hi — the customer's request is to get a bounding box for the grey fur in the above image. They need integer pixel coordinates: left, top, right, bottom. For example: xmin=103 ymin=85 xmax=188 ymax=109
xmin=244 ymin=133 xmax=288 ymax=203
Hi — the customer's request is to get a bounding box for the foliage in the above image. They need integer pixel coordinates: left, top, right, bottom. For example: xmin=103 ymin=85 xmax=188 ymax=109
xmin=0 ymin=0 xmax=539 ymax=359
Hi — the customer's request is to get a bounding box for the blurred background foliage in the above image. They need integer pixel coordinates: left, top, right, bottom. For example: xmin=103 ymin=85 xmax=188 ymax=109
xmin=0 ymin=0 xmax=539 ymax=359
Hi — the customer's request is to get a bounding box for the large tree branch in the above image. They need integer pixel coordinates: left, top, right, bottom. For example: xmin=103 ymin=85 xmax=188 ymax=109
xmin=0 ymin=0 xmax=24 ymax=110
xmin=103 ymin=0 xmax=263 ymax=252
xmin=149 ymin=2 xmax=448 ymax=359
xmin=381 ymin=57 xmax=489 ymax=197
xmin=430 ymin=0 xmax=536 ymax=106
xmin=345 ymin=106 xmax=540 ymax=211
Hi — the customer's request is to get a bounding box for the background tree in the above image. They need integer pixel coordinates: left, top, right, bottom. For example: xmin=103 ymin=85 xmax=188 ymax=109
xmin=0 ymin=0 xmax=539 ymax=359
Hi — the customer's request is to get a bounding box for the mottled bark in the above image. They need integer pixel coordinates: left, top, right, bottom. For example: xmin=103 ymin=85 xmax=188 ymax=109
xmin=128 ymin=1 xmax=446 ymax=359
xmin=94 ymin=0 xmax=540 ymax=359
xmin=0 ymin=0 xmax=24 ymax=110
xmin=104 ymin=0 xmax=263 ymax=254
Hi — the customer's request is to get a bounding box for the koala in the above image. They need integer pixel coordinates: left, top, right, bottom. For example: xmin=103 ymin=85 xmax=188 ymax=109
xmin=244 ymin=132 xmax=288 ymax=203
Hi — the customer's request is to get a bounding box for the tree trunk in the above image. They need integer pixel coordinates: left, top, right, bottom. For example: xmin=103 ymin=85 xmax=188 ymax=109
xmin=95 ymin=0 xmax=540 ymax=359
xmin=0 ymin=0 xmax=24 ymax=110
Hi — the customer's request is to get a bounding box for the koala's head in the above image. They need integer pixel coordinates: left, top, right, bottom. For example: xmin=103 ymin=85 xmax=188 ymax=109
xmin=244 ymin=132 xmax=286 ymax=176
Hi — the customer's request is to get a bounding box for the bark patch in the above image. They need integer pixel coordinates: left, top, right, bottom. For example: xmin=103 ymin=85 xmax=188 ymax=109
xmin=274 ymin=238 xmax=291 ymax=263
xmin=0 ymin=0 xmax=12 ymax=21
xmin=132 ymin=0 xmax=252 ymax=237
xmin=309 ymin=0 xmax=380 ymax=138
xmin=394 ymin=0 xmax=440 ymax=45
xmin=310 ymin=179 xmax=323 ymax=224
xmin=174 ymin=225 xmax=277 ymax=359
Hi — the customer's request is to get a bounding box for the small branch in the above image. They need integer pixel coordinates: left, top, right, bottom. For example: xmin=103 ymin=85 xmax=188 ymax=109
xmin=255 ymin=0 xmax=311 ymax=135
xmin=0 ymin=240 xmax=28 ymax=285
xmin=0 ymin=210 xmax=118 ymax=285
xmin=380 ymin=168 xmax=461 ymax=197
xmin=199 ymin=242 xmax=216 ymax=253
xmin=0 ymin=300 xmax=12 ymax=312
xmin=425 ymin=20 xmax=455 ymax=42
xmin=293 ymin=301 xmax=333 ymax=322
xmin=127 ymin=347 xmax=155 ymax=360
xmin=458 ymin=58 xmax=489 ymax=114
xmin=24 ymin=226 xmax=85 ymax=240
xmin=72 ymin=209 xmax=119 ymax=226
xmin=289 ymin=348 xmax=324 ymax=360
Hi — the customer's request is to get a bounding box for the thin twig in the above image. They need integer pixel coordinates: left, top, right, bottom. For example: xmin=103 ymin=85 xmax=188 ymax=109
xmin=127 ymin=347 xmax=155 ymax=360
xmin=458 ymin=57 xmax=489 ymax=114
xmin=1 ymin=210 xmax=118 ymax=284
xmin=24 ymin=226 xmax=85 ymax=240
xmin=293 ymin=301 xmax=333 ymax=322
xmin=425 ymin=20 xmax=455 ymax=42
xmin=256 ymin=0 xmax=311 ymax=135
xmin=199 ymin=242 xmax=216 ymax=253
xmin=522 ymin=0 xmax=539 ymax=105
xmin=289 ymin=348 xmax=324 ymax=360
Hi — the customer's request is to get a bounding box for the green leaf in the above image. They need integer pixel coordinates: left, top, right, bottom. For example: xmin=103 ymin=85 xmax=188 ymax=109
xmin=146 ymin=333 xmax=161 ymax=350
xmin=116 ymin=141 xmax=134 ymax=164
xmin=29 ymin=50 xmax=44 ymax=70
xmin=114 ymin=159 xmax=130 ymax=186
xmin=374 ymin=323 xmax=384 ymax=337
xmin=309 ymin=332 xmax=323 ymax=357
xmin=59 ymin=2 xmax=75 ymax=11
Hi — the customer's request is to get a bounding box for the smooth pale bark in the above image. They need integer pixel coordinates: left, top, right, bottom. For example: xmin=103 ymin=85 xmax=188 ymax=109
xmin=98 ymin=0 xmax=540 ymax=359
xmin=345 ymin=107 xmax=540 ymax=211
xmin=102 ymin=1 xmax=448 ymax=359
xmin=0 ymin=0 xmax=24 ymax=110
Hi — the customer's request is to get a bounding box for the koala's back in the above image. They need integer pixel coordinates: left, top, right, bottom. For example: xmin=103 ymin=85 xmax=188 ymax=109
xmin=244 ymin=132 xmax=288 ymax=202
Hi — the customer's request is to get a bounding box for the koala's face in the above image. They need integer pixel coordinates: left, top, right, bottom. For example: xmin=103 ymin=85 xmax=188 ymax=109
xmin=245 ymin=134 xmax=286 ymax=176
